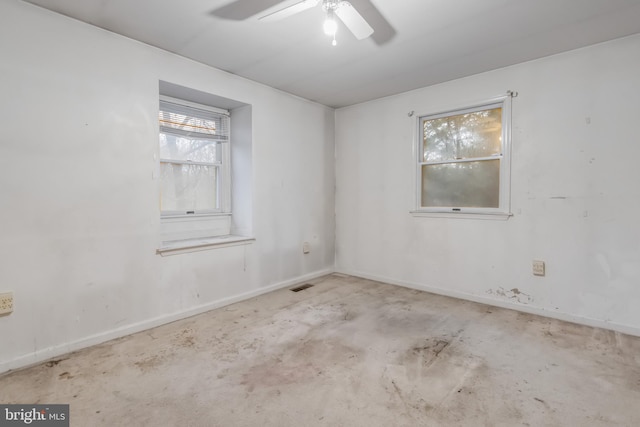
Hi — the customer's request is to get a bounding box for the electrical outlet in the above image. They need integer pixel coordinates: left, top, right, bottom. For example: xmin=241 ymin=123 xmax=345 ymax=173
xmin=0 ymin=292 xmax=14 ymax=315
xmin=533 ymin=260 xmax=545 ymax=277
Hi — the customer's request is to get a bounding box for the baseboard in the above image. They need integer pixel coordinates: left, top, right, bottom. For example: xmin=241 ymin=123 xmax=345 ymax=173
xmin=0 ymin=268 xmax=333 ymax=375
xmin=337 ymin=269 xmax=640 ymax=338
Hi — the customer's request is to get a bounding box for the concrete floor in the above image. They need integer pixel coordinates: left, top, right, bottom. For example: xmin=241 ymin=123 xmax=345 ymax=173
xmin=2 ymin=274 xmax=640 ymax=426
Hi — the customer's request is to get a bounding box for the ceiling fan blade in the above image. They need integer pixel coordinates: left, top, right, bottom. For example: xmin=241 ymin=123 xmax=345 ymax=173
xmin=348 ymin=0 xmax=396 ymax=45
xmin=335 ymin=1 xmax=374 ymax=40
xmin=211 ymin=0 xmax=288 ymax=20
xmin=258 ymin=0 xmax=320 ymax=22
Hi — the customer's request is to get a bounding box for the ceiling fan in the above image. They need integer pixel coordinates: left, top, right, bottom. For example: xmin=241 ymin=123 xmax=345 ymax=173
xmin=262 ymin=0 xmax=371 ymax=45
xmin=212 ymin=0 xmax=395 ymax=46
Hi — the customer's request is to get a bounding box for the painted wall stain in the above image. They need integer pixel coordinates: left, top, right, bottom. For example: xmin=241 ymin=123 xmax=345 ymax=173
xmin=487 ymin=287 xmax=533 ymax=304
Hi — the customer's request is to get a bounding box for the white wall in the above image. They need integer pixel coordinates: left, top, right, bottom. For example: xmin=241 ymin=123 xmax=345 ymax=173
xmin=335 ymin=34 xmax=640 ymax=336
xmin=0 ymin=0 xmax=335 ymax=372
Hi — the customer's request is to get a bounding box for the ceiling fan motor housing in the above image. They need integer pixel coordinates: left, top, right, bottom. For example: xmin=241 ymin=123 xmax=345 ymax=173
xmin=322 ymin=0 xmax=343 ymax=13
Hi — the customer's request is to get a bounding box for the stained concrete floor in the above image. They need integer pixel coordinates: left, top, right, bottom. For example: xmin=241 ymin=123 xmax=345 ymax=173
xmin=2 ymin=274 xmax=640 ymax=426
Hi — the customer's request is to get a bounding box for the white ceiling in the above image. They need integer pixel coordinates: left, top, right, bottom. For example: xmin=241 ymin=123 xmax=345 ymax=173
xmin=21 ymin=0 xmax=640 ymax=108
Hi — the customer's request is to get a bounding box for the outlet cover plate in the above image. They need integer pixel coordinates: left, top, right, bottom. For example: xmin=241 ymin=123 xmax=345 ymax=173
xmin=533 ymin=260 xmax=545 ymax=276
xmin=0 ymin=292 xmax=14 ymax=315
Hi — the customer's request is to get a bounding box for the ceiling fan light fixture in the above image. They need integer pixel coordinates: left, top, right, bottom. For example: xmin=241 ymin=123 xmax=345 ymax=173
xmin=323 ymin=10 xmax=337 ymax=36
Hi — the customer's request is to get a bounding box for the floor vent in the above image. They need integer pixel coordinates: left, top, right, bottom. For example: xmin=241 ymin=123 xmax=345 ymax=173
xmin=290 ymin=284 xmax=314 ymax=292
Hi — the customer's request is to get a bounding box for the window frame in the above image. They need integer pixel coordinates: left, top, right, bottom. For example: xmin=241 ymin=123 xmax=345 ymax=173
xmin=158 ymin=95 xmax=231 ymax=219
xmin=414 ymin=95 xmax=512 ymax=218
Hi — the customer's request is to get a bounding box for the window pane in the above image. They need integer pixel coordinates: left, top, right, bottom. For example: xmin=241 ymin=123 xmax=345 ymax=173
xmin=159 ymin=133 xmax=217 ymax=163
xmin=160 ymin=163 xmax=217 ymax=212
xmin=421 ymin=160 xmax=500 ymax=208
xmin=423 ymin=107 xmax=502 ymax=162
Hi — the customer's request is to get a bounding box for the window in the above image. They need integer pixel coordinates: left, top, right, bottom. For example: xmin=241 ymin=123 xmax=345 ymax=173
xmin=415 ymin=96 xmax=512 ymax=217
xmin=156 ymin=84 xmax=254 ymax=255
xmin=159 ymin=96 xmax=230 ymax=216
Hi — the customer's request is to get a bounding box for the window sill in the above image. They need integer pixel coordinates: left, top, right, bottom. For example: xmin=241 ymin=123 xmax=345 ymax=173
xmin=410 ymin=211 xmax=513 ymax=221
xmin=161 ymin=212 xmax=231 ymax=220
xmin=157 ymin=235 xmax=255 ymax=256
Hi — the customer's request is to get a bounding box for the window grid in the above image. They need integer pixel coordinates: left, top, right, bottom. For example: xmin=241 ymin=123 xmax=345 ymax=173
xmin=416 ymin=97 xmax=511 ymax=215
xmin=159 ymin=96 xmax=230 ymax=216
